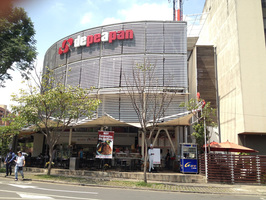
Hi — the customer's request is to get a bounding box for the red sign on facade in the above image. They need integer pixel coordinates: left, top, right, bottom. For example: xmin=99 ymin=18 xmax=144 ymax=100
xmin=58 ymin=30 xmax=134 ymax=55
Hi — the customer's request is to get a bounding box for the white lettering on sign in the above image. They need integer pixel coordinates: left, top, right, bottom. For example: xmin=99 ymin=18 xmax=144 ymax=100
xmin=64 ymin=30 xmax=134 ymax=52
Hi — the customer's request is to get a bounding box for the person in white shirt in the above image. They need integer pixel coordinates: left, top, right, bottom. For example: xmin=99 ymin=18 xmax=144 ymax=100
xmin=14 ymin=151 xmax=25 ymax=181
xmin=148 ymin=144 xmax=154 ymax=172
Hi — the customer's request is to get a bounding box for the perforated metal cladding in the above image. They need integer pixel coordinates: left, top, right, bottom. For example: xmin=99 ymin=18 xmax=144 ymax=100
xmin=44 ymin=21 xmax=188 ymax=123
xmin=80 ymin=59 xmax=100 ymax=89
xmin=97 ymin=94 xmax=187 ymax=123
xmin=146 ymin=23 xmax=164 ymax=53
xmin=100 ymin=94 xmax=120 ymax=119
xmin=164 ymin=55 xmax=187 ymax=87
xmin=120 ymin=55 xmax=145 ymax=87
xmin=43 ymin=44 xmax=57 ymax=70
xmin=56 ymin=38 xmax=67 ymax=67
xmin=66 ymin=61 xmax=81 ymax=87
xmin=164 ymin=23 xmax=187 ymax=54
xmin=68 ymin=32 xmax=83 ymax=63
xmin=99 ymin=56 xmax=122 ymax=88
xmin=119 ymin=94 xmax=139 ymax=122
xmin=102 ymin=24 xmax=123 ymax=56
xmin=123 ymin=23 xmax=145 ymax=54
xmin=53 ymin=65 xmax=66 ymax=85
xmin=82 ymin=28 xmax=102 ymax=59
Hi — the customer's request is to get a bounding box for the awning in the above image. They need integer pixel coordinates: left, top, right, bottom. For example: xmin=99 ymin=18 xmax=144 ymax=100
xmin=156 ymin=113 xmax=193 ymax=126
xmin=74 ymin=114 xmax=141 ymax=128
xmin=74 ymin=113 xmax=192 ymax=128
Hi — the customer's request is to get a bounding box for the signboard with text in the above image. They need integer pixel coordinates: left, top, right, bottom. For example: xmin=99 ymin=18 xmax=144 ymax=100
xmin=96 ymin=131 xmax=114 ymax=159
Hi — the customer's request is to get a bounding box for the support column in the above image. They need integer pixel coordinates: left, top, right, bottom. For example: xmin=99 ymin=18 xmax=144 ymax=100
xmin=175 ymin=126 xmax=179 ymax=156
xmin=68 ymin=128 xmax=73 ymax=146
xmin=179 ymin=126 xmax=183 ymax=144
xmin=184 ymin=126 xmax=188 ymax=143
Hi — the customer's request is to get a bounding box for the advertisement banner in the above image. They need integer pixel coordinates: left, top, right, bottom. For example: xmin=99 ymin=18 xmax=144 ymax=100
xmin=96 ymin=131 xmax=114 ymax=159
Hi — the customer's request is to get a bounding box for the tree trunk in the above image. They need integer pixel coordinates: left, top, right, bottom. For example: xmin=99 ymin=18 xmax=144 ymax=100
xmin=143 ymin=139 xmax=148 ymax=183
xmin=47 ymin=144 xmax=54 ymax=175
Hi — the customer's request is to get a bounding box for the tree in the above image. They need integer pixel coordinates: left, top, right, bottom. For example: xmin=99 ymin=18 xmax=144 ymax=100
xmin=10 ymin=68 xmax=101 ymax=175
xmin=0 ymin=113 xmax=28 ymax=159
xmin=180 ymin=98 xmax=217 ymax=153
xmin=124 ymin=61 xmax=177 ymax=183
xmin=0 ymin=4 xmax=37 ymax=87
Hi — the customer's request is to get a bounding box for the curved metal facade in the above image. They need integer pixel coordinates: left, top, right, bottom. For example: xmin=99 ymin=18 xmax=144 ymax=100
xmin=43 ymin=21 xmax=188 ymax=123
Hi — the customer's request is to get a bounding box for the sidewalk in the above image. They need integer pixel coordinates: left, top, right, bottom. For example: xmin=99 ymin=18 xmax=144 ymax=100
xmin=2 ymin=169 xmax=266 ymax=196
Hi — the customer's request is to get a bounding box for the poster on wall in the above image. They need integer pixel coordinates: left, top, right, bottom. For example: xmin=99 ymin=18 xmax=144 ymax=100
xmin=96 ymin=131 xmax=114 ymax=159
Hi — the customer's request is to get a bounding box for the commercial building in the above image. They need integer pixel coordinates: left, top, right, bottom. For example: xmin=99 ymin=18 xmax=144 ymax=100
xmin=188 ymin=0 xmax=266 ymax=154
xmin=40 ymin=21 xmax=193 ymax=161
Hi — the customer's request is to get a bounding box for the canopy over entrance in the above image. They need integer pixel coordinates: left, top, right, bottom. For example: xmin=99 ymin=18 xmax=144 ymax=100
xmin=74 ymin=112 xmax=193 ymax=128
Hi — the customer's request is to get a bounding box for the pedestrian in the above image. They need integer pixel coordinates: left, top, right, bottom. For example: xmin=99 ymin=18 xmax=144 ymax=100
xmin=4 ymin=148 xmax=16 ymax=177
xmin=148 ymin=144 xmax=154 ymax=172
xmin=165 ymin=149 xmax=171 ymax=170
xmin=14 ymin=151 xmax=25 ymax=181
xmin=78 ymin=148 xmax=84 ymax=168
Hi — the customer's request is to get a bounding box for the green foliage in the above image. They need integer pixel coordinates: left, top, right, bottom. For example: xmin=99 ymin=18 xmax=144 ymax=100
xmin=0 ymin=5 xmax=37 ymax=86
xmin=9 ymin=67 xmax=100 ymax=174
xmin=180 ymin=98 xmax=217 ymax=151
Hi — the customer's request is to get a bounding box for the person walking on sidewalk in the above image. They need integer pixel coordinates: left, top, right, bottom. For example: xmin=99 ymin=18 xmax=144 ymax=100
xmin=4 ymin=148 xmax=16 ymax=177
xmin=148 ymin=144 xmax=154 ymax=172
xmin=14 ymin=151 xmax=25 ymax=181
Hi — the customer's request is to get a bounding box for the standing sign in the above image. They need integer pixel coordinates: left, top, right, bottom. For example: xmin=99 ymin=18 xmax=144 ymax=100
xmin=96 ymin=131 xmax=114 ymax=159
xmin=153 ymin=148 xmax=161 ymax=164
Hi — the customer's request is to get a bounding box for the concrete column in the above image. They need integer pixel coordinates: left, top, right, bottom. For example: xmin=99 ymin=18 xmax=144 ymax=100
xmin=68 ymin=128 xmax=73 ymax=146
xmin=175 ymin=126 xmax=179 ymax=155
xmin=33 ymin=133 xmax=44 ymax=157
xmin=184 ymin=126 xmax=188 ymax=143
xmin=179 ymin=126 xmax=183 ymax=144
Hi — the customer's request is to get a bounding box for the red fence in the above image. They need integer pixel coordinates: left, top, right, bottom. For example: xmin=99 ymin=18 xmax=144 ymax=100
xmin=199 ymin=154 xmax=266 ymax=184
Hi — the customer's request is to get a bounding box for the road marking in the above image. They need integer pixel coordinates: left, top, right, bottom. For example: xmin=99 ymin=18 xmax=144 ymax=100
xmin=9 ymin=184 xmax=37 ymax=189
xmin=18 ymin=193 xmax=54 ymax=199
xmin=0 ymin=189 xmax=100 ymax=200
xmin=9 ymin=184 xmax=98 ymax=194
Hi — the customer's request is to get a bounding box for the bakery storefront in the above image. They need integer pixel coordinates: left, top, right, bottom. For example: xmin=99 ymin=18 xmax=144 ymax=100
xmin=27 ymin=20 xmax=191 ymax=170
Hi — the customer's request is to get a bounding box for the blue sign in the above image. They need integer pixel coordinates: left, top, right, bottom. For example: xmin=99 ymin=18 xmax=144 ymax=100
xmin=180 ymin=159 xmax=198 ymax=173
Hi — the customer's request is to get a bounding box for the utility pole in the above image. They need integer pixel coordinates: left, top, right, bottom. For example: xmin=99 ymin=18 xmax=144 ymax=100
xmin=169 ymin=0 xmax=182 ymax=21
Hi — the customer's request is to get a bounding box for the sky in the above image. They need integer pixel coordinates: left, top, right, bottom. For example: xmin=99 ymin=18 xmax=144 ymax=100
xmin=1 ymin=0 xmax=206 ymax=110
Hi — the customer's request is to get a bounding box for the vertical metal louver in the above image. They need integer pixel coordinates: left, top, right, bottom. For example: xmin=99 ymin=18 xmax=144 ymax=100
xmin=66 ymin=61 xmax=81 ymax=87
xmin=123 ymin=23 xmax=145 ymax=54
xmin=82 ymin=28 xmax=102 ymax=59
xmin=80 ymin=59 xmax=100 ymax=89
xmin=53 ymin=65 xmax=66 ymax=85
xmin=120 ymin=55 xmax=145 ymax=87
xmin=164 ymin=55 xmax=187 ymax=87
xmin=146 ymin=23 xmax=164 ymax=53
xmin=44 ymin=21 xmax=188 ymax=123
xmin=102 ymin=25 xmax=123 ymax=56
xmin=68 ymin=32 xmax=83 ymax=64
xmin=56 ymin=38 xmax=67 ymax=67
xmin=99 ymin=56 xmax=121 ymax=88
xmin=164 ymin=23 xmax=187 ymax=54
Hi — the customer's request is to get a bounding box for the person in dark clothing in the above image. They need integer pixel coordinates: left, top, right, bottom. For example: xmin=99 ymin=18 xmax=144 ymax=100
xmin=165 ymin=149 xmax=171 ymax=170
xmin=4 ymin=148 xmax=16 ymax=177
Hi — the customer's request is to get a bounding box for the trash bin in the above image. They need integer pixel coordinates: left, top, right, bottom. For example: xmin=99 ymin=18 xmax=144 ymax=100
xmin=69 ymin=157 xmax=79 ymax=170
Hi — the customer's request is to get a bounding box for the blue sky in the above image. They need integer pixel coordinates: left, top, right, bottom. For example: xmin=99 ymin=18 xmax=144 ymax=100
xmin=1 ymin=0 xmax=205 ymax=109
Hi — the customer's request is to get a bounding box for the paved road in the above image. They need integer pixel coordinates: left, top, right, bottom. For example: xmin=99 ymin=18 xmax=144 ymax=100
xmin=0 ymin=177 xmax=265 ymax=200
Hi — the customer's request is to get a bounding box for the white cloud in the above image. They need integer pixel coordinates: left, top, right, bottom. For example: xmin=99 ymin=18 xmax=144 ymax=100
xmin=80 ymin=12 xmax=93 ymax=25
xmin=118 ymin=3 xmax=172 ymax=22
xmin=49 ymin=2 xmax=65 ymax=14
xmin=101 ymin=17 xmax=122 ymax=26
